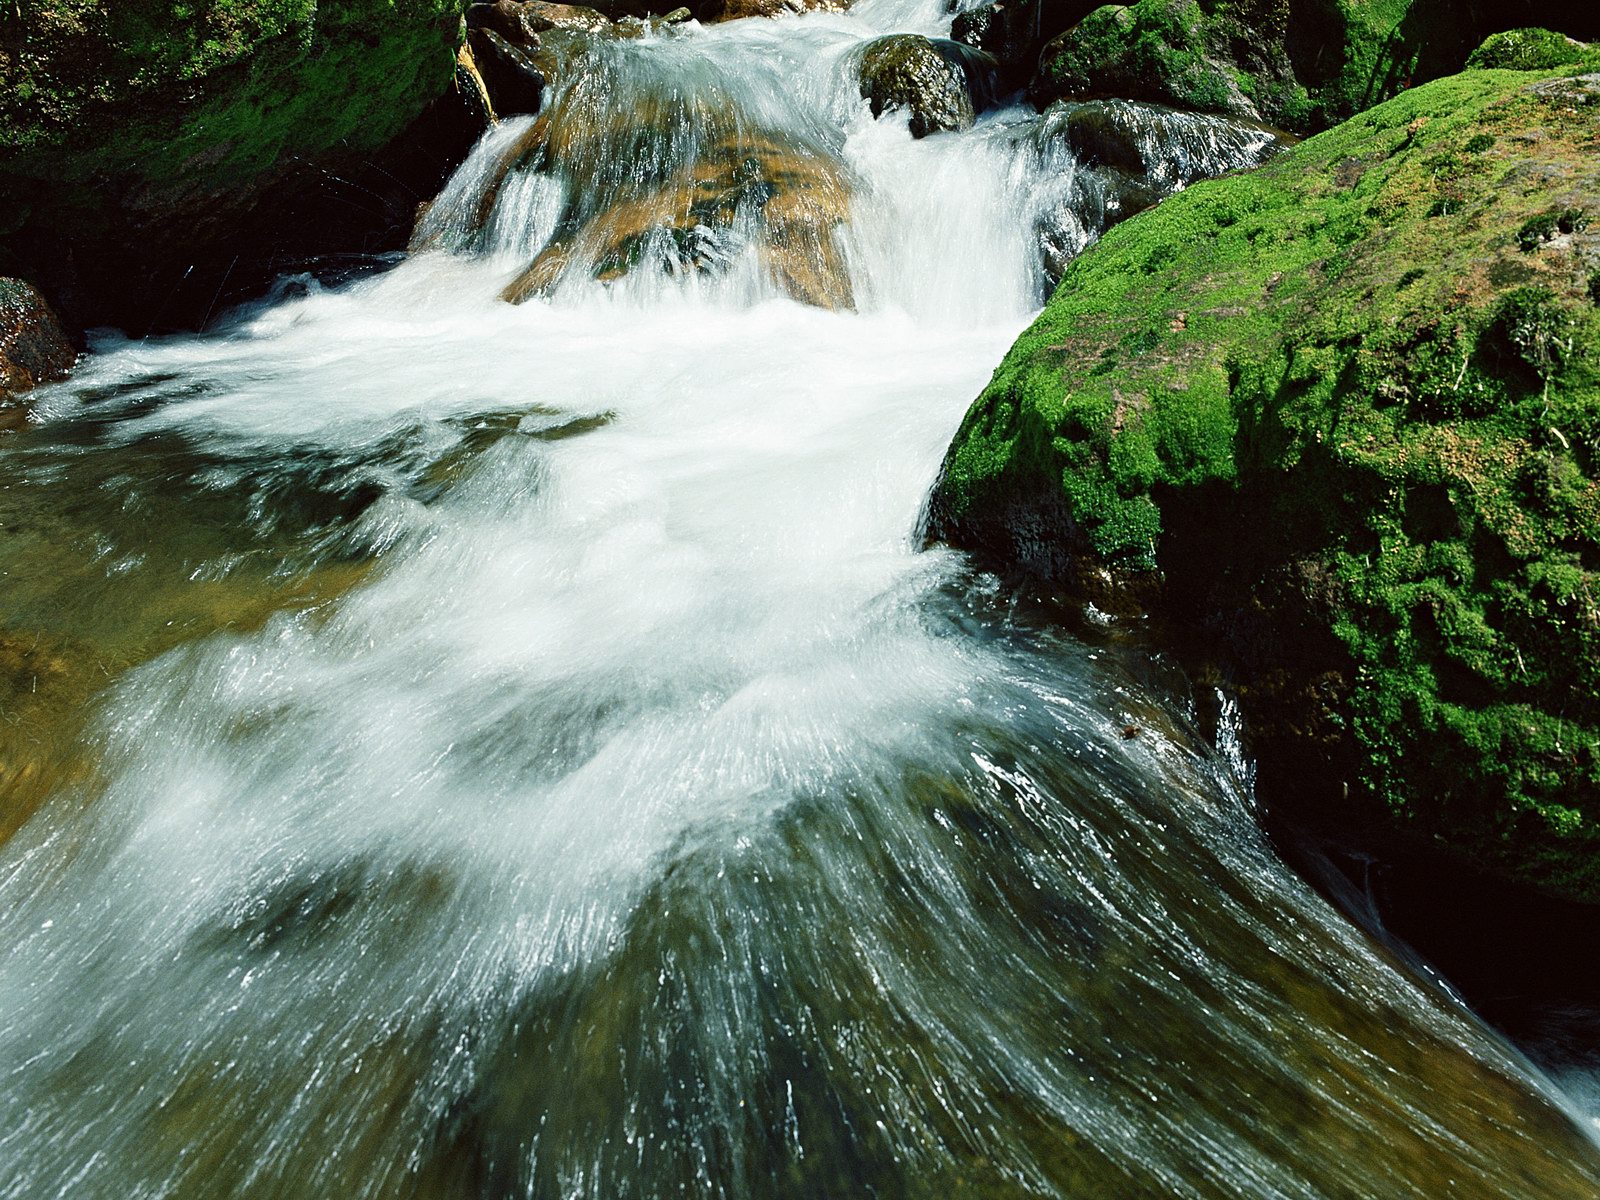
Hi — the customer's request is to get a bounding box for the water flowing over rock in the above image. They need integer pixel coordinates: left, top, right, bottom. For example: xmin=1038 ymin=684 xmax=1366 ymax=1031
xmin=1025 ymin=97 xmax=1289 ymax=282
xmin=857 ymin=34 xmax=991 ymax=137
xmin=417 ymin=35 xmax=855 ymax=309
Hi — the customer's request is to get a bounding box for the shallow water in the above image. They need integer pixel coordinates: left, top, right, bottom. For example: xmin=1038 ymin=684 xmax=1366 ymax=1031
xmin=3 ymin=2 xmax=1599 ymax=1197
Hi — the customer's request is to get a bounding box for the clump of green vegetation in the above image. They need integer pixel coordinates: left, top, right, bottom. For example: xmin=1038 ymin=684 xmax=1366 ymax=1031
xmin=1466 ymin=27 xmax=1596 ymax=73
xmin=928 ymin=65 xmax=1600 ymax=900
xmin=1031 ymin=2 xmax=1239 ymax=116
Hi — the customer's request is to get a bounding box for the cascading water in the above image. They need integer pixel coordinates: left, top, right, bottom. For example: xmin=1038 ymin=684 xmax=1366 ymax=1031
xmin=3 ymin=3 xmax=1599 ymax=1197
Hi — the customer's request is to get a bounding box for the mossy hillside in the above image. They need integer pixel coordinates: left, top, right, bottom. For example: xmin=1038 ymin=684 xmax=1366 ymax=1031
xmin=928 ymin=68 xmax=1600 ymax=900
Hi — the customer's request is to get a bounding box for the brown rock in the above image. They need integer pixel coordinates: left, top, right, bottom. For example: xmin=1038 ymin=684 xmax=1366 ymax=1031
xmin=521 ymin=0 xmax=616 ymax=33
xmin=0 ymin=279 xmax=75 ymax=407
xmin=502 ymin=130 xmax=853 ymax=309
xmin=858 ymin=35 xmax=986 ymax=139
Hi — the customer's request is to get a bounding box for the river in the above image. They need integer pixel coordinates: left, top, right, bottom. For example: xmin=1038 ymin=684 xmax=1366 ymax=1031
xmin=3 ymin=2 xmax=1599 ymax=1196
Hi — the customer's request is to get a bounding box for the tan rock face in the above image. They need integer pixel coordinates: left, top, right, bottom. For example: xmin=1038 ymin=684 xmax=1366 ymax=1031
xmin=421 ymin=38 xmax=855 ymax=310
xmin=695 ymin=0 xmax=848 ymax=24
xmin=0 ymin=279 xmax=75 ymax=406
xmin=857 ymin=34 xmax=977 ymax=139
xmin=502 ymin=128 xmax=853 ymax=309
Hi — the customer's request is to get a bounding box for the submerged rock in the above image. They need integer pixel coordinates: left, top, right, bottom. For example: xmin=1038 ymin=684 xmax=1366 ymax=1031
xmin=500 ymin=127 xmax=854 ymax=308
xmin=857 ymin=35 xmax=995 ymax=139
xmin=927 ymin=67 xmax=1600 ymax=901
xmin=0 ymin=280 xmax=74 ymax=406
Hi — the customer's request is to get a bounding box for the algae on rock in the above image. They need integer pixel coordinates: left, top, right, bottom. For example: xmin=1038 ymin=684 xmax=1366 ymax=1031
xmin=0 ymin=1 xmax=468 ymax=331
xmin=927 ymin=66 xmax=1600 ymax=901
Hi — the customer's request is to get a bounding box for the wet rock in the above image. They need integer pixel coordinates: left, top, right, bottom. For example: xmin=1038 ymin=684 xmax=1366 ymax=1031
xmin=695 ymin=0 xmax=848 ymax=21
xmin=420 ymin=32 xmax=856 ymax=308
xmin=468 ymin=0 xmax=618 ymax=42
xmin=455 ymin=44 xmax=499 ymax=128
xmin=858 ymin=34 xmax=993 ymax=138
xmin=1025 ymin=99 xmax=1287 ymax=286
xmin=1044 ymin=98 xmax=1290 ymax=185
xmin=0 ymin=280 xmax=75 ymax=406
xmin=520 ymin=0 xmax=618 ymax=35
xmin=469 ymin=29 xmax=549 ymax=117
xmin=468 ymin=0 xmax=544 ymax=43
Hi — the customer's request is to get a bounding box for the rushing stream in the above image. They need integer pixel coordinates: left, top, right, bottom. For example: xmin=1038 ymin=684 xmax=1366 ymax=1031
xmin=4 ymin=3 xmax=1600 ymax=1197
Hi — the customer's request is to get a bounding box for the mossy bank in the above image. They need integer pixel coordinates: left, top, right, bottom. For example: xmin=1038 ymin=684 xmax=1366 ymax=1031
xmin=927 ymin=65 xmax=1600 ymax=902
xmin=0 ymin=1 xmax=470 ymax=331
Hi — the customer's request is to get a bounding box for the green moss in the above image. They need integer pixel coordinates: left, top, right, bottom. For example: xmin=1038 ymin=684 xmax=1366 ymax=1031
xmin=930 ymin=66 xmax=1600 ymax=900
xmin=0 ymin=2 xmax=462 ymax=255
xmin=1466 ymin=27 xmax=1596 ymax=73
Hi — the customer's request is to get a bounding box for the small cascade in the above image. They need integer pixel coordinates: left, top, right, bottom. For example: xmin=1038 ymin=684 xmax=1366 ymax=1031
xmin=417 ymin=26 xmax=859 ymax=309
xmin=1025 ymin=98 xmax=1290 ymax=280
xmin=418 ymin=7 xmax=1288 ymax=318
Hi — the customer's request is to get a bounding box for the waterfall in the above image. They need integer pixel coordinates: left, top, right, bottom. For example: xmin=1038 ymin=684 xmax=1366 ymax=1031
xmin=2 ymin=2 xmax=1597 ymax=1197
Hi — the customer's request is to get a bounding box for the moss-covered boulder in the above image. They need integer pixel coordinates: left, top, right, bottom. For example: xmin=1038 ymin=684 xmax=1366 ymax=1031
xmin=950 ymin=0 xmax=1099 ymax=93
xmin=1467 ymin=27 xmax=1600 ymax=73
xmin=0 ymin=1 xmax=471 ymax=332
xmin=857 ymin=35 xmax=995 ymax=139
xmin=926 ymin=67 xmax=1600 ymax=901
xmin=1032 ymin=1 xmax=1600 ymax=134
